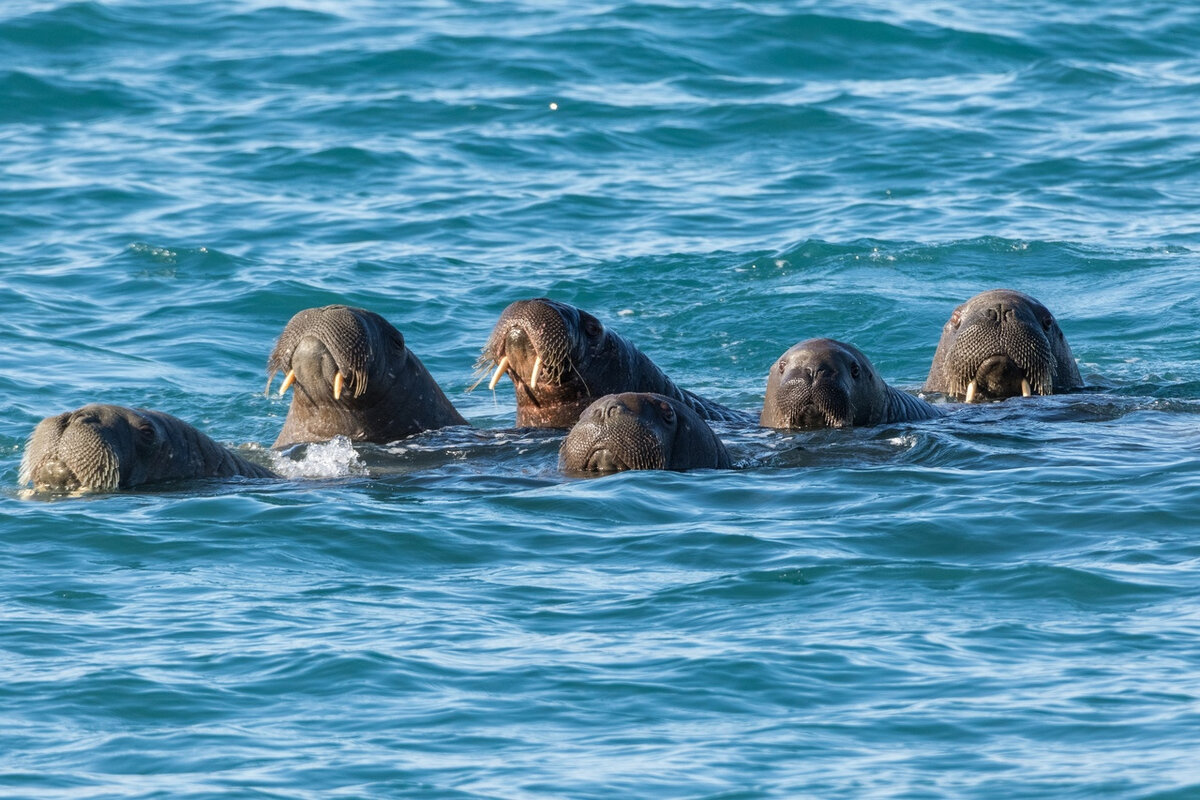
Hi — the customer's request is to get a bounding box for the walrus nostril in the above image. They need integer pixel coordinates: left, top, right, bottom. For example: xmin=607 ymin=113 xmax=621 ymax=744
xmin=600 ymin=397 xmax=627 ymax=419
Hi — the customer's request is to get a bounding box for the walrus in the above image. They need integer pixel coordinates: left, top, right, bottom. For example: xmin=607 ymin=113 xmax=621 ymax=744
xmin=476 ymin=298 xmax=749 ymax=428
xmin=924 ymin=289 xmax=1082 ymax=402
xmin=20 ymin=404 xmax=276 ymax=493
xmin=760 ymin=338 xmax=942 ymax=429
xmin=268 ymin=305 xmax=467 ymax=448
xmin=559 ymin=392 xmax=732 ymax=473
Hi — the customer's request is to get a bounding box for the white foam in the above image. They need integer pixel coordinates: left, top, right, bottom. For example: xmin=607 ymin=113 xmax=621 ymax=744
xmin=269 ymin=436 xmax=367 ymax=479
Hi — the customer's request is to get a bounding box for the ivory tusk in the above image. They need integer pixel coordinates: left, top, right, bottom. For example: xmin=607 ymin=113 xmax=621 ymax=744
xmin=279 ymin=370 xmax=296 ymax=396
xmin=488 ymin=356 xmax=510 ymax=391
xmin=1021 ymin=378 xmax=1032 ymax=397
xmin=530 ymin=355 xmax=542 ymax=390
xmin=964 ymin=380 xmax=977 ymax=404
xmin=333 ymin=371 xmax=344 ymax=400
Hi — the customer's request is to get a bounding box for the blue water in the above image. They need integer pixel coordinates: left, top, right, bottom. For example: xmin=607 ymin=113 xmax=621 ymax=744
xmin=3 ymin=1 xmax=1200 ymax=797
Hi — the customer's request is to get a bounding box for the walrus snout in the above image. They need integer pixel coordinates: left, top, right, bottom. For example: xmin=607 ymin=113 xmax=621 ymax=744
xmin=30 ymin=454 xmax=84 ymax=492
xmin=291 ymin=336 xmax=341 ymax=393
xmin=269 ymin=305 xmax=386 ymax=402
xmin=22 ymin=408 xmax=124 ymax=492
xmin=769 ymin=377 xmax=853 ymax=428
xmin=584 ymin=447 xmax=628 ymax=473
xmin=503 ymin=325 xmax=540 ymax=385
xmin=969 ymin=354 xmax=1034 ymax=402
xmin=948 ymin=313 xmax=1054 ymax=402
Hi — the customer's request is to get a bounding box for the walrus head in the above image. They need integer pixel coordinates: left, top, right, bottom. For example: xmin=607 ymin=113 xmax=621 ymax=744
xmin=559 ymin=392 xmax=731 ymax=474
xmin=760 ymin=338 xmax=890 ymax=429
xmin=20 ymin=404 xmax=274 ymax=493
xmin=476 ymin=299 xmax=634 ymax=428
xmin=477 ymin=298 xmax=750 ymax=428
xmin=269 ymin=305 xmax=466 ymax=447
xmin=924 ymin=289 xmax=1082 ymax=402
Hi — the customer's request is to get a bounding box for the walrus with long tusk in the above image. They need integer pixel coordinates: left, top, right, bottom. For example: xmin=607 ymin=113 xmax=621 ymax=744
xmin=476 ymin=298 xmax=750 ymax=428
xmin=923 ymin=289 xmax=1082 ymax=403
xmin=269 ymin=305 xmax=467 ymax=448
xmin=559 ymin=392 xmax=732 ymax=473
xmin=760 ymin=338 xmax=941 ymax=429
xmin=20 ymin=404 xmax=276 ymax=493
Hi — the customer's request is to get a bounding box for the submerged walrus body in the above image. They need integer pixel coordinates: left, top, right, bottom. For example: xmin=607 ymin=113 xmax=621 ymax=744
xmin=478 ymin=298 xmax=749 ymax=428
xmin=559 ymin=392 xmax=731 ymax=474
xmin=20 ymin=404 xmax=275 ymax=493
xmin=269 ymin=305 xmax=467 ymax=448
xmin=924 ymin=289 xmax=1082 ymax=402
xmin=761 ymin=338 xmax=941 ymax=429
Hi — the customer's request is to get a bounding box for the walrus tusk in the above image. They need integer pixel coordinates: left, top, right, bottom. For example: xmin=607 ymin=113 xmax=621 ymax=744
xmin=530 ymin=355 xmax=542 ymax=390
xmin=487 ymin=356 xmax=509 ymax=391
xmin=964 ymin=380 xmax=977 ymax=404
xmin=278 ymin=370 xmax=296 ymax=396
xmin=1021 ymin=378 xmax=1032 ymax=397
xmin=333 ymin=371 xmax=344 ymax=400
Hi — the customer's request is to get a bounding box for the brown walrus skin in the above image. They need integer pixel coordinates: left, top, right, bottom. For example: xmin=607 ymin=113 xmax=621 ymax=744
xmin=21 ymin=404 xmax=276 ymax=493
xmin=269 ymin=305 xmax=467 ymax=448
xmin=761 ymin=338 xmax=941 ymax=429
xmin=478 ymin=298 xmax=751 ymax=429
xmin=559 ymin=392 xmax=732 ymax=474
xmin=924 ymin=289 xmax=1082 ymax=403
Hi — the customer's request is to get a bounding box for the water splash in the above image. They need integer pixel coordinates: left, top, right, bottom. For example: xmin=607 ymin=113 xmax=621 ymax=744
xmin=268 ymin=436 xmax=367 ymax=479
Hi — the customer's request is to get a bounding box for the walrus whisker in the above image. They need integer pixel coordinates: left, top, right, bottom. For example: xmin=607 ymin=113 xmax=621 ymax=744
xmin=466 ymin=368 xmax=490 ymax=393
xmin=279 ymin=370 xmax=296 ymax=396
xmin=487 ymin=356 xmax=510 ymax=391
xmin=568 ymin=358 xmax=591 ymax=396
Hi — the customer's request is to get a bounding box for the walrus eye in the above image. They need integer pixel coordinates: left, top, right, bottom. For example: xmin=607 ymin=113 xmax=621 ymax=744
xmin=659 ymin=402 xmax=676 ymax=424
xmin=949 ymin=309 xmax=962 ymax=328
xmin=850 ymin=362 xmax=860 ymax=379
xmin=133 ymin=421 xmax=156 ymax=449
xmin=1041 ymin=315 xmax=1054 ymax=332
xmin=584 ymin=318 xmax=603 ymax=338
xmin=777 ymin=360 xmax=785 ymax=374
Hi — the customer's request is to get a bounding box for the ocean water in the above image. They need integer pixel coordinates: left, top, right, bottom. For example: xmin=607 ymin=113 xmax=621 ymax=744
xmin=2 ymin=0 xmax=1199 ymax=797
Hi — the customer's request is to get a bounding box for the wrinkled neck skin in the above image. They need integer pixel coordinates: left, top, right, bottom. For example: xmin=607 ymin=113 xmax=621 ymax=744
xmin=134 ymin=409 xmax=274 ymax=484
xmin=559 ymin=392 xmax=731 ymax=473
xmin=882 ymin=385 xmax=943 ymax=424
xmin=22 ymin=405 xmax=273 ymax=493
xmin=924 ymin=289 xmax=1082 ymax=402
xmin=274 ymin=348 xmax=466 ymax=448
